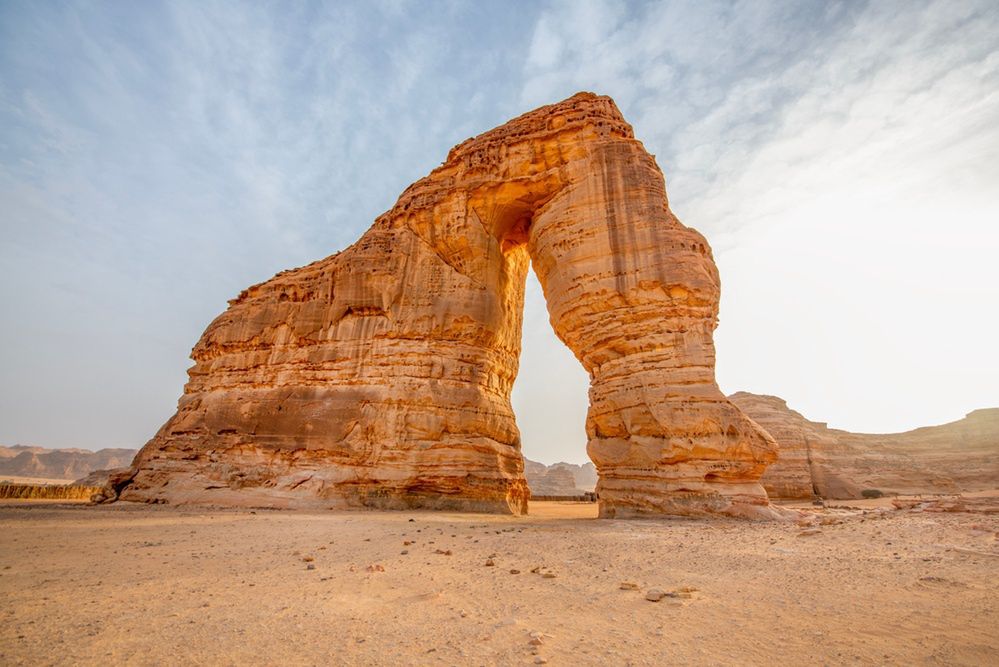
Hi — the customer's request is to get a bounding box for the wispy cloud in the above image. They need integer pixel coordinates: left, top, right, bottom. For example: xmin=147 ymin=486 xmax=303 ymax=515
xmin=0 ymin=0 xmax=540 ymax=449
xmin=513 ymin=0 xmax=999 ymax=457
xmin=1 ymin=1 xmax=997 ymax=462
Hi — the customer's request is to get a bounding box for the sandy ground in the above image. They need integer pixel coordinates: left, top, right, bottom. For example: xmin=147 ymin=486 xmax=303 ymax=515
xmin=1 ymin=499 xmax=997 ymax=666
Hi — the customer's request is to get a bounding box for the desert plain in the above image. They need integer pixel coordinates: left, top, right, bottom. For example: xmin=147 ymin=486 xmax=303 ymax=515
xmin=2 ymin=496 xmax=997 ymax=666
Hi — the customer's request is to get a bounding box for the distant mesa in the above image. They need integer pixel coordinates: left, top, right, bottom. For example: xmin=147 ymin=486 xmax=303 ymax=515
xmin=0 ymin=445 xmax=137 ymax=484
xmin=97 ymin=92 xmax=780 ymax=518
xmin=729 ymin=393 xmax=999 ymax=500
xmin=524 ymin=460 xmax=597 ymax=496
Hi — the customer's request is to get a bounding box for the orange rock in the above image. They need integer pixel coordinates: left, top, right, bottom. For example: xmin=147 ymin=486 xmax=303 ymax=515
xmin=107 ymin=92 xmax=778 ymax=517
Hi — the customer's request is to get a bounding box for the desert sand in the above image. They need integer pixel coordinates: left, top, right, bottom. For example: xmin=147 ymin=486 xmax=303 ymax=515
xmin=2 ymin=499 xmax=997 ymax=666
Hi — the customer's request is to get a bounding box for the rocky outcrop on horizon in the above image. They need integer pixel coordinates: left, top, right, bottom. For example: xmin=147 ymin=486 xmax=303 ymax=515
xmin=729 ymin=392 xmax=999 ymax=499
xmin=106 ymin=92 xmax=778 ymax=518
xmin=0 ymin=445 xmax=137 ymax=482
xmin=524 ymin=460 xmax=579 ymax=496
xmin=523 ymin=459 xmax=597 ymax=495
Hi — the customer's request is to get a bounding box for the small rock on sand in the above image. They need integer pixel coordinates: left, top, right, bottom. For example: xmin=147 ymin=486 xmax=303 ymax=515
xmin=646 ymin=589 xmax=666 ymax=602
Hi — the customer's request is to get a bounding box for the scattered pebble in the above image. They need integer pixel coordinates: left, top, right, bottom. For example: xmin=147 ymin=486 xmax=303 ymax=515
xmin=510 ymin=569 xmax=520 ymax=574
xmin=542 ymin=572 xmax=557 ymax=579
xmin=485 ymin=559 xmax=495 ymax=567
xmin=646 ymin=588 xmax=666 ymax=602
xmin=798 ymin=528 xmax=823 ymax=537
xmin=619 ymin=582 xmax=639 ymax=590
xmin=306 ymin=563 xmax=316 ymax=571
xmin=366 ymin=564 xmax=385 ymax=573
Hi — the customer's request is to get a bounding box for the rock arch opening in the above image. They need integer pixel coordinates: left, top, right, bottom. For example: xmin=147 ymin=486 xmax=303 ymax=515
xmin=104 ymin=92 xmax=779 ymax=519
xmin=512 ymin=269 xmax=591 ymax=479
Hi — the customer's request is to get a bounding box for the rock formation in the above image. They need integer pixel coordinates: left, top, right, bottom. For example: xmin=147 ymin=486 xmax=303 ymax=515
xmin=0 ymin=445 xmax=137 ymax=482
xmin=523 ymin=459 xmax=598 ymax=495
xmin=107 ymin=92 xmax=778 ymax=517
xmin=556 ymin=461 xmax=598 ymax=492
xmin=524 ymin=461 xmax=581 ymax=496
xmin=729 ymin=392 xmax=999 ymax=499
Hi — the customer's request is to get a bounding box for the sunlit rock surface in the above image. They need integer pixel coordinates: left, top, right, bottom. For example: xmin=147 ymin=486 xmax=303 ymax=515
xmin=109 ymin=93 xmax=777 ymax=517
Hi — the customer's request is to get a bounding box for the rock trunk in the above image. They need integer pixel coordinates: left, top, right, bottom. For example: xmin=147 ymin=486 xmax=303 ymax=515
xmin=111 ymin=92 xmax=778 ymax=517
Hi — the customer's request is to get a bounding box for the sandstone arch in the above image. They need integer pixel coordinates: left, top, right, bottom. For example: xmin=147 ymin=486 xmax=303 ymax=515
xmin=109 ymin=93 xmax=778 ymax=518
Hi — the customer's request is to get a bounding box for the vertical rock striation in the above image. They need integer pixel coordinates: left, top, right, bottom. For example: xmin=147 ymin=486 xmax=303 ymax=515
xmin=110 ymin=92 xmax=778 ymax=517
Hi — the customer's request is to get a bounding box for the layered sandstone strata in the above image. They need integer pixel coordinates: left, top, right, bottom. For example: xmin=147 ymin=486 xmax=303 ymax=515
xmin=108 ymin=92 xmax=778 ymax=517
xmin=730 ymin=392 xmax=999 ymax=499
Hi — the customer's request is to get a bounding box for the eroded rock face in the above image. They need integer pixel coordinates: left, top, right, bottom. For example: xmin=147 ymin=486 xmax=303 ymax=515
xmin=111 ymin=92 xmax=778 ymax=517
xmin=730 ymin=392 xmax=999 ymax=499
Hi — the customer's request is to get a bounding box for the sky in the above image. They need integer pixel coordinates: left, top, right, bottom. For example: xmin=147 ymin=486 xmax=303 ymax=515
xmin=1 ymin=0 xmax=997 ymax=464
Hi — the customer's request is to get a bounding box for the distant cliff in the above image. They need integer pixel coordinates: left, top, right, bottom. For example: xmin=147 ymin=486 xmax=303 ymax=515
xmin=523 ymin=459 xmax=597 ymax=496
xmin=0 ymin=445 xmax=138 ymax=482
xmin=729 ymin=392 xmax=999 ymax=500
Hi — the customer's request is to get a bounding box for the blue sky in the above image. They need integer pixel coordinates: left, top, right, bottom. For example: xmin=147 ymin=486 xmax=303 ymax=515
xmin=1 ymin=0 xmax=997 ymax=464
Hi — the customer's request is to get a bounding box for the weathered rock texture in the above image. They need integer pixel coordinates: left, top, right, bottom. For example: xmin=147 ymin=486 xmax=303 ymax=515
xmin=110 ymin=92 xmax=778 ymax=517
xmin=729 ymin=392 xmax=999 ymax=499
